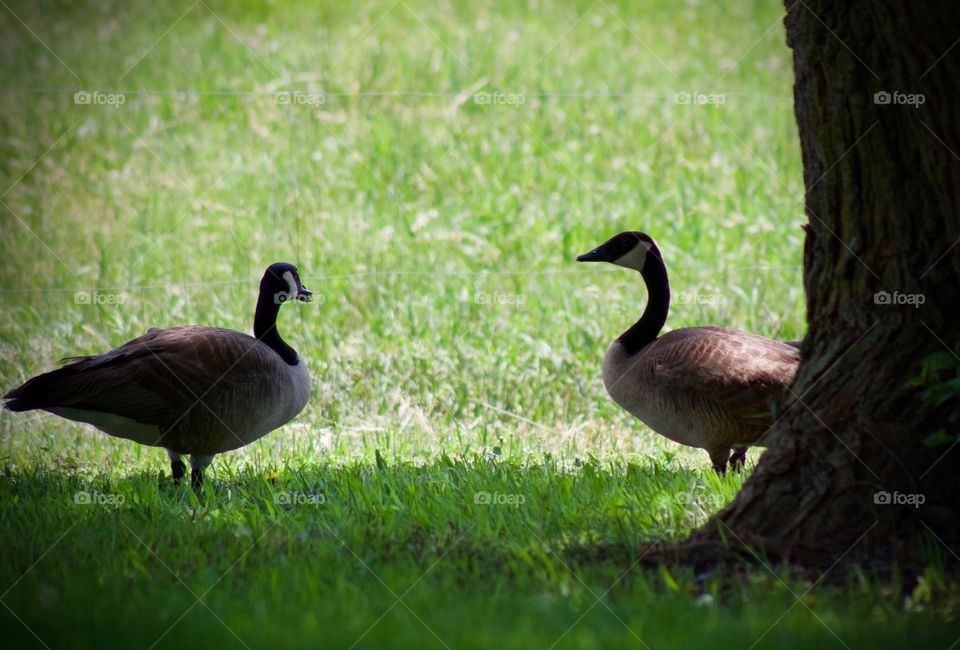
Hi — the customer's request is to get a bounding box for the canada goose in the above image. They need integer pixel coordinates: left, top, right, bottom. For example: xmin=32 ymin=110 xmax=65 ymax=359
xmin=577 ymin=232 xmax=799 ymax=474
xmin=4 ymin=263 xmax=313 ymax=486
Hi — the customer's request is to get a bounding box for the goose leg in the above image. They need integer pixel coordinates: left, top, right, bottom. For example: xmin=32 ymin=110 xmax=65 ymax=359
xmin=728 ymin=447 xmax=748 ymax=472
xmin=167 ymin=450 xmax=186 ymax=483
xmin=708 ymin=447 xmax=730 ymax=476
xmin=189 ymin=454 xmax=215 ymax=489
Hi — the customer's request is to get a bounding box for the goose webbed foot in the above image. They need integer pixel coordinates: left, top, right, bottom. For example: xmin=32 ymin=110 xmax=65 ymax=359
xmin=172 ymin=461 xmax=187 ymax=483
xmin=189 ymin=454 xmax=215 ymax=490
xmin=167 ymin=450 xmax=187 ymax=484
xmin=708 ymin=448 xmax=729 ymax=476
xmin=728 ymin=447 xmax=748 ymax=473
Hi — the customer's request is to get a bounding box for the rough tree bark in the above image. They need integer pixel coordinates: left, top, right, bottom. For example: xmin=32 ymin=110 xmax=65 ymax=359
xmin=691 ymin=1 xmax=960 ymax=565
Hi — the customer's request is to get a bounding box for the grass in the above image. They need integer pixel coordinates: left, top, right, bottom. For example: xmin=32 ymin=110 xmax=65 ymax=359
xmin=0 ymin=0 xmax=956 ymax=647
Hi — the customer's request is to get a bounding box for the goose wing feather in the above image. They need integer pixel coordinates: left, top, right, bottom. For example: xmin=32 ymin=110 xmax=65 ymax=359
xmin=643 ymin=326 xmax=799 ymax=424
xmin=6 ymin=326 xmax=282 ymax=426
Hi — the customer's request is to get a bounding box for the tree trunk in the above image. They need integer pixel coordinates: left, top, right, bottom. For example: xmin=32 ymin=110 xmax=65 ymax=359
xmin=692 ymin=1 xmax=960 ymax=564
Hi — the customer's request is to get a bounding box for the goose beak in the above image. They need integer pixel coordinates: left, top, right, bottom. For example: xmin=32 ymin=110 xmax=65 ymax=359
xmin=577 ymin=248 xmax=607 ymax=263
xmin=297 ymin=286 xmax=313 ymax=302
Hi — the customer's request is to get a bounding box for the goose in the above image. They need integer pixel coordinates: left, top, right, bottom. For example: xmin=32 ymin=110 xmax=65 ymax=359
xmin=3 ymin=262 xmax=313 ymax=486
xmin=577 ymin=232 xmax=799 ymax=474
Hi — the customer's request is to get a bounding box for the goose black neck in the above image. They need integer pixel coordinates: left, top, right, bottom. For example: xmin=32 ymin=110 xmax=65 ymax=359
xmin=618 ymin=253 xmax=669 ymax=355
xmin=254 ymin=288 xmax=299 ymax=365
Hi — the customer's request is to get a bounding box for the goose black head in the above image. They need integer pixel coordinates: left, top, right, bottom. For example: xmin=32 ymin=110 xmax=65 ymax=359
xmin=263 ymin=262 xmax=312 ymax=304
xmin=577 ymin=231 xmax=662 ymax=272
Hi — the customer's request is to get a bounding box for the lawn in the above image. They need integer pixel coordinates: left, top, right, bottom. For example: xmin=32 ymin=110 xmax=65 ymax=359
xmin=1 ymin=0 xmax=956 ymax=648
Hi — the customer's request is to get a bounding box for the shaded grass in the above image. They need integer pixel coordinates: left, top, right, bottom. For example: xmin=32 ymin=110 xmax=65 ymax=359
xmin=3 ymin=457 xmax=959 ymax=649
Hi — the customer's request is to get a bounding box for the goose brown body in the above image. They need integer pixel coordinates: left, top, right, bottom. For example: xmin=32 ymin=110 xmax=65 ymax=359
xmin=603 ymin=326 xmax=798 ymax=470
xmin=4 ymin=262 xmax=313 ymax=485
xmin=578 ymin=231 xmax=800 ymax=473
xmin=8 ymin=326 xmax=310 ymax=455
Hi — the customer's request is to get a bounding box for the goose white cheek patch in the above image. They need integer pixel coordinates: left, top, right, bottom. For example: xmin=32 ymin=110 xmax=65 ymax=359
xmin=282 ymin=271 xmax=298 ymax=300
xmin=613 ymin=241 xmax=651 ymax=272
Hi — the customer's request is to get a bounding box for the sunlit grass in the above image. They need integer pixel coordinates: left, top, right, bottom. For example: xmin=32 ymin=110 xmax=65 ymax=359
xmin=0 ymin=1 xmax=953 ymax=648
